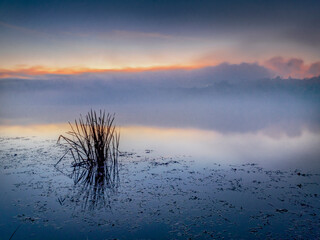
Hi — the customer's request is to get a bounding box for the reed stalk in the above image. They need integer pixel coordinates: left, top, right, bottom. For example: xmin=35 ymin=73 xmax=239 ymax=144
xmin=57 ymin=110 xmax=120 ymax=172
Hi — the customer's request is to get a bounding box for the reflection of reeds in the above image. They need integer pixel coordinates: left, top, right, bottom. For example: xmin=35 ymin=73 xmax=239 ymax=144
xmin=71 ymin=164 xmax=119 ymax=210
xmin=56 ymin=110 xmax=120 ymax=207
xmin=57 ymin=110 xmax=120 ymax=171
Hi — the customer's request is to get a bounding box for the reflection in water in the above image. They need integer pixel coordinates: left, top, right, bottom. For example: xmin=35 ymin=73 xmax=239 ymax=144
xmin=71 ymin=164 xmax=119 ymax=210
xmin=55 ymin=159 xmax=119 ymax=210
xmin=54 ymin=147 xmax=120 ymax=210
xmin=1 ymin=124 xmax=320 ymax=170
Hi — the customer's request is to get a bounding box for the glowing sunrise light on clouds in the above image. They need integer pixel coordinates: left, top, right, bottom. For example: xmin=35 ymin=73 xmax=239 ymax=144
xmin=0 ymin=0 xmax=319 ymax=79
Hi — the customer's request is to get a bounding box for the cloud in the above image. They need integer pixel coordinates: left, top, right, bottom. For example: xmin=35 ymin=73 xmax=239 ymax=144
xmin=0 ymin=21 xmax=54 ymax=39
xmin=265 ymin=57 xmax=320 ymax=78
xmin=0 ymin=66 xmax=90 ymax=79
xmin=199 ymin=63 xmax=273 ymax=82
xmin=308 ymin=62 xmax=320 ymax=77
xmin=1 ymin=58 xmax=319 ymax=81
xmin=0 ymin=65 xmax=199 ymax=79
xmin=112 ymin=30 xmax=174 ymax=40
xmin=0 ymin=62 xmax=272 ymax=82
xmin=1 ymin=60 xmax=319 ymax=137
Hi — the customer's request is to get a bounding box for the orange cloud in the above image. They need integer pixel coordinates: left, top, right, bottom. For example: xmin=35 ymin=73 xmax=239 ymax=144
xmin=264 ymin=57 xmax=320 ymax=78
xmin=1 ymin=57 xmax=319 ymax=80
xmin=0 ymin=64 xmax=204 ymax=79
xmin=308 ymin=62 xmax=320 ymax=77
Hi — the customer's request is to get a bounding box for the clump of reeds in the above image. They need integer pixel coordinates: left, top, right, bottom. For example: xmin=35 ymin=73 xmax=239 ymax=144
xmin=57 ymin=110 xmax=120 ymax=172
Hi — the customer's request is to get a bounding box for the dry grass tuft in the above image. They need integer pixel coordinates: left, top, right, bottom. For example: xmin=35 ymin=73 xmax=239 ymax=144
xmin=56 ymin=110 xmax=120 ymax=173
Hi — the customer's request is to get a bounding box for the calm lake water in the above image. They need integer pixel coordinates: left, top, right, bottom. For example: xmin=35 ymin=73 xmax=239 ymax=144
xmin=1 ymin=123 xmax=320 ymax=239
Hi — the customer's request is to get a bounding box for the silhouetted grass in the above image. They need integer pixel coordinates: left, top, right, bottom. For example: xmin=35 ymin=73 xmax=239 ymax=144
xmin=57 ymin=110 xmax=120 ymax=171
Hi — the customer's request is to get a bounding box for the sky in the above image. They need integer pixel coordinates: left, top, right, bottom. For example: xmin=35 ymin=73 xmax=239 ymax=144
xmin=0 ymin=0 xmax=320 ymax=78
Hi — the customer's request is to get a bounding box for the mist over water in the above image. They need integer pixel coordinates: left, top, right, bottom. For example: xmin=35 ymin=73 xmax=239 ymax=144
xmin=1 ymin=69 xmax=320 ymax=170
xmin=1 ymin=71 xmax=319 ymax=132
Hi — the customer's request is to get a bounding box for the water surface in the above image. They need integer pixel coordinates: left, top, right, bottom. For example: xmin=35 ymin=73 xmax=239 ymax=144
xmin=1 ymin=124 xmax=319 ymax=239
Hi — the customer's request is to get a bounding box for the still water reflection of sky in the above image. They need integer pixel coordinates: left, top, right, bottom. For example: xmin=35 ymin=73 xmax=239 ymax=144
xmin=1 ymin=123 xmax=319 ymax=171
xmin=0 ymin=127 xmax=320 ymax=239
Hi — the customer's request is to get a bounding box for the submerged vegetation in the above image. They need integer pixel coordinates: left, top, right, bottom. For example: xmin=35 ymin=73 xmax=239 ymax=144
xmin=56 ymin=110 xmax=120 ymax=188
